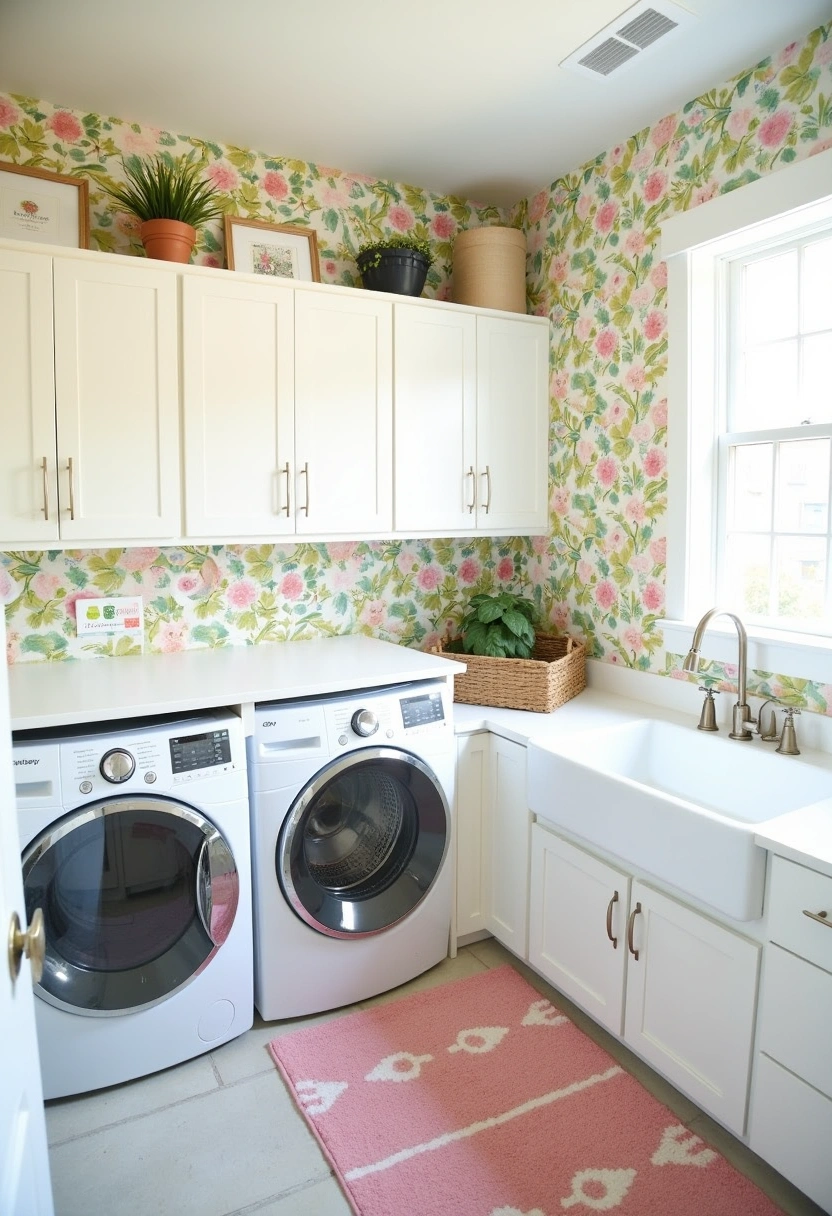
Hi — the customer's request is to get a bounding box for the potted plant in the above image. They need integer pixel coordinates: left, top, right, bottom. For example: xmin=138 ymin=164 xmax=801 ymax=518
xmin=356 ymin=235 xmax=433 ymax=296
xmin=103 ymin=152 xmax=223 ymax=263
xmin=456 ymin=591 xmax=537 ymax=658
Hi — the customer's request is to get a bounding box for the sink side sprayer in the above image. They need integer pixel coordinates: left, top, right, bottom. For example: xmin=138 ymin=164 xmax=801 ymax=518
xmin=682 ymin=608 xmax=753 ymax=741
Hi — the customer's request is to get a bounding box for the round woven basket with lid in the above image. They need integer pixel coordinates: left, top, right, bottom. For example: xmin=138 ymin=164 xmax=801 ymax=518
xmin=452 ymin=226 xmax=527 ymax=313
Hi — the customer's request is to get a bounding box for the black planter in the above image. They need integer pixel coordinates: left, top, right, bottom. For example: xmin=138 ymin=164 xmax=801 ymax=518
xmin=356 ymin=248 xmax=430 ymax=296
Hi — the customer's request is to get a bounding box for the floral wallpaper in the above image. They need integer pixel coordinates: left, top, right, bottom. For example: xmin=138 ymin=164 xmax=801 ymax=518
xmin=1 ymin=21 xmax=832 ymax=718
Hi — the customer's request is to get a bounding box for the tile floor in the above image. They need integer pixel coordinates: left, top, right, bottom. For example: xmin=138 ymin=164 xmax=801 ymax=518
xmin=44 ymin=939 xmax=825 ymax=1216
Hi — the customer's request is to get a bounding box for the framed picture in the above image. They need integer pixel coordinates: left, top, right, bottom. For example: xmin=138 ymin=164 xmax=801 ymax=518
xmin=0 ymin=162 xmax=89 ymax=248
xmin=224 ymin=216 xmax=320 ymax=282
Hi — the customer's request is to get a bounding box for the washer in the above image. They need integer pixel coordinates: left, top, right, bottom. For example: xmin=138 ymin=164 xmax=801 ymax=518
xmin=249 ymin=678 xmax=455 ymax=1020
xmin=13 ymin=710 xmax=253 ymax=1100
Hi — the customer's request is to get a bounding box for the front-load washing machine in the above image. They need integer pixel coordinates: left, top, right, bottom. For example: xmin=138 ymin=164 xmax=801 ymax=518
xmin=249 ymin=678 xmax=455 ymax=1020
xmin=13 ymin=709 xmax=253 ymax=1099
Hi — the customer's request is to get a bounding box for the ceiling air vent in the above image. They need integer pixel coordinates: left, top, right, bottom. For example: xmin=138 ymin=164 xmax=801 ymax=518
xmin=562 ymin=0 xmax=696 ymax=80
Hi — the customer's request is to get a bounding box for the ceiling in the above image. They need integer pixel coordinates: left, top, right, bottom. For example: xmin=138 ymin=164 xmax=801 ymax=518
xmin=0 ymin=0 xmax=829 ymax=207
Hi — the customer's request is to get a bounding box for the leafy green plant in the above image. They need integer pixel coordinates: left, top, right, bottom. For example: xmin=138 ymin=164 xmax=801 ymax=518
xmin=103 ymin=153 xmax=223 ymax=227
xmin=356 ymin=235 xmax=434 ymax=270
xmin=458 ymin=592 xmax=538 ymax=659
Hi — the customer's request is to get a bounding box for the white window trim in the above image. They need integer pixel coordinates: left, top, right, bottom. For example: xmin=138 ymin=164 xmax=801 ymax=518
xmin=659 ymin=147 xmax=832 ymax=684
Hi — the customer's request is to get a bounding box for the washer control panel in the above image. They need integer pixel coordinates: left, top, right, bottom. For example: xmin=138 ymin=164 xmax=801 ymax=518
xmin=400 ymin=689 xmax=445 ymax=730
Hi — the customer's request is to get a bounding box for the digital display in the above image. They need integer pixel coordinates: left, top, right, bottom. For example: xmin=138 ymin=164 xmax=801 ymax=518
xmin=400 ymin=693 xmax=444 ymax=730
xmin=169 ymin=729 xmax=231 ymax=773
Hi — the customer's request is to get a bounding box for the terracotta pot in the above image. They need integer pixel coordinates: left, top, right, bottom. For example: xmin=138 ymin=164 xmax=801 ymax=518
xmin=139 ymin=218 xmax=196 ymax=263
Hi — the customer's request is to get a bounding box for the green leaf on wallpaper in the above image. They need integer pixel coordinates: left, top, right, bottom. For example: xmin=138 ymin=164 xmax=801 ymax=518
xmin=722 ymin=170 xmax=761 ymax=193
xmin=780 ymin=147 xmax=798 ymax=163
xmin=322 ymin=208 xmax=339 ymax=232
xmin=190 ymin=624 xmax=230 ymax=648
xmin=782 ymin=67 xmax=820 ymax=106
xmin=0 ymin=132 xmax=20 ymax=158
xmin=147 ymin=595 xmax=179 ymax=616
xmin=758 ymin=87 xmax=780 ymax=112
xmin=332 ymin=592 xmax=348 ymax=617
xmin=390 ymin=601 xmax=415 ymax=620
xmin=194 ymin=592 xmax=223 ymax=620
xmin=66 ymin=566 xmax=87 ymax=588
xmin=735 ymin=72 xmax=753 ymax=98
xmin=20 ymin=632 xmax=68 ymax=660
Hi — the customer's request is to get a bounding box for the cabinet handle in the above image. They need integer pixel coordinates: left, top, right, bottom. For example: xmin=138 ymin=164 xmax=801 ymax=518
xmin=66 ymin=457 xmax=76 ymax=521
xmin=803 ymin=908 xmax=832 ymax=929
xmin=481 ymin=465 xmax=492 ymax=514
xmin=605 ymin=890 xmax=619 ymax=949
xmin=467 ymin=466 xmax=476 ymax=514
xmin=281 ymin=462 xmax=291 ymax=516
xmin=627 ymin=901 xmax=642 ymax=960
xmin=41 ymin=456 xmax=49 ymax=521
xmin=300 ymin=462 xmax=310 ymax=516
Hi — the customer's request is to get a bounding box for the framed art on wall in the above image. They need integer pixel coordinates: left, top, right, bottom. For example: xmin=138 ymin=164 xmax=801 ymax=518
xmin=224 ymin=215 xmax=321 ymax=281
xmin=0 ymin=162 xmax=90 ymax=248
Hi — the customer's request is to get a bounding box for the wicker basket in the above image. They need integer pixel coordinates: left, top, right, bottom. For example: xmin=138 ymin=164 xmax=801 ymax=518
xmin=452 ymin=226 xmax=527 ymax=314
xmin=431 ymin=633 xmax=586 ymax=713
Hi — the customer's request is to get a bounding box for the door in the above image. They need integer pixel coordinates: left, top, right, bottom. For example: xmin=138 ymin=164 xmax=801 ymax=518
xmin=454 ymin=733 xmax=490 ymax=939
xmin=0 ymin=618 xmax=54 ymax=1216
xmin=486 ymin=735 xmax=530 ymax=957
xmin=476 ymin=313 xmax=549 ymax=533
xmin=0 ymin=248 xmax=58 ymax=546
xmin=53 ymin=256 xmax=181 ymax=541
xmin=294 ymin=289 xmax=392 ymax=535
xmin=394 ymin=303 xmax=477 ymax=534
xmin=182 ymin=274 xmax=295 ymax=537
xmin=278 ymin=747 xmax=448 ymax=937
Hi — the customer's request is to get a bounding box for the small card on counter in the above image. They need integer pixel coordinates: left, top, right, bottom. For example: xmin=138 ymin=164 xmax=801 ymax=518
xmin=76 ymin=596 xmax=144 ymax=645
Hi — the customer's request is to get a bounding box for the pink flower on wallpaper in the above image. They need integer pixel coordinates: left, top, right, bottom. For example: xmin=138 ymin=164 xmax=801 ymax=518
xmin=263 ymin=171 xmax=289 ymax=200
xmin=778 ymin=41 xmax=799 ymax=66
xmin=115 ymin=211 xmax=142 ymax=237
xmin=528 ymin=190 xmax=549 ymax=224
xmin=651 ymin=398 xmax=668 ymax=428
xmin=496 ymin=557 xmax=515 ymax=581
xmin=321 ymin=185 xmax=349 ymax=208
xmin=643 ymin=447 xmax=666 ymax=479
xmin=31 ymin=573 xmax=61 ymax=601
xmin=610 ymin=144 xmax=625 ymax=164
xmin=643 ymin=172 xmax=667 ymax=203
xmin=0 ymin=566 xmax=17 ymax=602
xmin=633 ymin=149 xmax=653 ymax=172
xmin=606 ymin=526 xmax=627 ymax=551
xmin=577 ymin=560 xmax=593 ymax=585
xmin=595 ymin=201 xmax=618 ymax=233
xmin=360 ymin=599 xmax=387 ymax=628
xmin=625 ymin=364 xmax=646 ymax=392
xmin=122 ymin=128 xmax=162 ymax=156
xmin=810 ymin=138 xmax=832 ymax=156
xmin=202 ymin=255 xmax=221 ymax=268
xmin=324 ymin=260 xmax=336 ymax=276
xmin=595 ymin=328 xmax=618 ymax=360
xmin=552 ymin=488 xmax=570 ymax=516
xmin=396 ymin=549 xmax=418 ymax=576
xmin=651 ymin=114 xmax=677 ymax=148
xmin=632 ymin=421 xmax=652 ymax=443
xmin=207 ymin=163 xmax=238 ymax=192
xmin=201 ymin=557 xmax=221 ymax=590
xmin=626 ymin=496 xmax=647 ymax=524
xmin=607 ymin=271 xmax=625 ymax=295
xmin=649 ymin=536 xmax=667 ymax=565
xmin=727 ymin=108 xmax=754 ymax=140
xmin=643 ymin=581 xmax=664 ymax=611
xmin=6 ymin=630 xmax=20 ymax=665
xmin=576 ymin=194 xmax=591 ymax=219
xmin=631 ymin=554 xmax=650 ymax=573
xmin=47 ymin=111 xmax=82 ymax=142
xmin=158 ymin=622 xmax=188 ymax=654
xmin=602 ymin=400 xmax=626 ymax=429
xmin=549 ymin=254 xmax=569 ymax=282
xmin=595 ymin=580 xmax=617 ymax=610
xmin=758 ymin=110 xmax=792 ymax=149
xmin=596 ymin=455 xmax=618 ymax=488
xmin=327 ymin=542 xmax=357 ymax=562
xmin=388 ymin=205 xmax=413 ymax=231
xmin=227 ymin=579 xmax=257 ymax=609
xmin=576 ymin=316 xmax=592 ymax=341
xmin=458 ymin=558 xmax=481 ymax=584
xmin=577 ymin=439 xmax=594 ymax=465
xmin=552 ymin=370 xmax=569 ymax=398
xmin=62 ymin=590 xmax=98 ymax=621
xmin=623 ymin=626 xmax=644 ymax=651
xmin=0 ymin=99 xmax=20 ymax=128
xmin=417 ymin=565 xmax=442 ymax=591
xmin=631 ymin=286 xmax=650 ymax=308
xmin=177 ymin=574 xmax=200 ymax=594
xmin=643 ymin=310 xmax=666 ymax=341
xmin=280 ymin=572 xmax=304 ymax=601
xmin=121 ymin=547 xmax=161 ymax=572
xmin=650 ymin=261 xmax=668 ymax=290
xmin=531 ymin=535 xmax=550 ymax=555
xmin=431 ymin=213 xmax=455 ymax=239
xmin=818 ymin=41 xmax=832 ymax=66
xmin=625 ymin=230 xmax=646 ymax=257
xmin=693 ymin=182 xmax=719 ymax=206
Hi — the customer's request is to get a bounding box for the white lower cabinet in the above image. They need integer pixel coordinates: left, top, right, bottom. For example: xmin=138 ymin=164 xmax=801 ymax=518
xmin=455 ymin=733 xmax=490 ymax=939
xmin=528 ymin=822 xmax=760 ymax=1135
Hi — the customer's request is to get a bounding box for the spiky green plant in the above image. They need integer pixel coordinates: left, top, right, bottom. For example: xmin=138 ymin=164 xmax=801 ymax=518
xmin=104 ymin=154 xmax=223 ymax=227
xmin=458 ymin=592 xmax=538 ymax=659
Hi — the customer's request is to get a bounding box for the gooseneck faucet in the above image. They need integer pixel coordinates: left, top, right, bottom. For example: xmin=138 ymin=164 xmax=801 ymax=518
xmin=682 ymin=608 xmax=753 ymax=741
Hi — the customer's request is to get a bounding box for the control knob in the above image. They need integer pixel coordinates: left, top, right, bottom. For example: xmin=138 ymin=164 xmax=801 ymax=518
xmin=351 ymin=709 xmax=379 ymax=738
xmin=100 ymin=748 xmax=136 ymax=783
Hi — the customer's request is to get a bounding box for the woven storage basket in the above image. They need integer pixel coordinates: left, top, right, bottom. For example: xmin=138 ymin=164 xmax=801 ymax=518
xmin=452 ymin=226 xmax=527 ymax=313
xmin=431 ymin=633 xmax=586 ymax=713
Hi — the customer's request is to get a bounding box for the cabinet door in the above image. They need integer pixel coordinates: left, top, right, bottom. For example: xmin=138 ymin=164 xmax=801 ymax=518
xmin=528 ymin=825 xmax=629 ymax=1036
xmin=294 ymin=289 xmax=392 ymax=535
xmin=0 ymin=248 xmax=58 ymax=544
xmin=393 ymin=303 xmax=476 ymax=534
xmin=486 ymin=735 xmax=530 ymax=957
xmin=624 ymin=881 xmax=759 ymax=1135
xmin=182 ymin=275 xmax=294 ymax=537
xmin=455 ymin=733 xmax=490 ymax=940
xmin=476 ymin=314 xmax=548 ymax=533
xmin=53 ymin=257 xmax=180 ymax=541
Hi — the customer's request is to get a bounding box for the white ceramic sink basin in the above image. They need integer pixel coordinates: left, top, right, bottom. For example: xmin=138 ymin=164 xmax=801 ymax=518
xmin=527 ymin=718 xmax=832 ymax=921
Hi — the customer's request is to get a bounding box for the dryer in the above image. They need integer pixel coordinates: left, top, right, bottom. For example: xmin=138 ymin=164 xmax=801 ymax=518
xmin=249 ymin=678 xmax=455 ymax=1020
xmin=13 ymin=710 xmax=253 ymax=1100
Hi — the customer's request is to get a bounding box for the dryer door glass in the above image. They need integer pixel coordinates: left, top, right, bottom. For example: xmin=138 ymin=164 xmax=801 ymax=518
xmin=22 ymin=796 xmax=239 ymax=1016
xmin=278 ymin=747 xmax=448 ymax=938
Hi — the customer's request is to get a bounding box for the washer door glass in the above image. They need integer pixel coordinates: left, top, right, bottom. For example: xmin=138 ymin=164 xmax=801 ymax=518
xmin=278 ymin=747 xmax=449 ymax=938
xmin=22 ymin=796 xmax=239 ymax=1016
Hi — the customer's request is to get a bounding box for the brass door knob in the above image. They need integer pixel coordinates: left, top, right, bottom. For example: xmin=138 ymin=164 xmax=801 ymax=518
xmin=8 ymin=907 xmax=45 ymax=985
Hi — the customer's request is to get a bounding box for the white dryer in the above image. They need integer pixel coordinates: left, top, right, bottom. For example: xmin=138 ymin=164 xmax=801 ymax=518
xmin=13 ymin=710 xmax=253 ymax=1100
xmin=249 ymin=678 xmax=455 ymax=1020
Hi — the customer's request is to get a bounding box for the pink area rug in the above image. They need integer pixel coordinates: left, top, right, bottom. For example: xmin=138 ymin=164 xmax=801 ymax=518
xmin=269 ymin=965 xmax=782 ymax=1216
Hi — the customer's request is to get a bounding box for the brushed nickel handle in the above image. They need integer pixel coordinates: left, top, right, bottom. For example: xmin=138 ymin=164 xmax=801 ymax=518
xmin=8 ymin=907 xmax=45 ymax=985
xmin=803 ymin=909 xmax=832 ymax=929
xmin=300 ymin=461 xmax=309 ymax=516
xmin=41 ymin=456 xmax=49 ymax=520
xmin=605 ymin=890 xmax=619 ymax=949
xmin=627 ymin=901 xmax=642 ymax=960
xmin=481 ymin=465 xmax=491 ymax=514
xmin=281 ymin=461 xmax=291 ymax=516
xmin=66 ymin=457 xmax=76 ymax=520
xmin=467 ymin=465 xmax=476 ymax=514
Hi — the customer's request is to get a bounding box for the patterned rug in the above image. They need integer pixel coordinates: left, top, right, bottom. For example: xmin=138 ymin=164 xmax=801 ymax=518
xmin=269 ymin=964 xmax=782 ymax=1216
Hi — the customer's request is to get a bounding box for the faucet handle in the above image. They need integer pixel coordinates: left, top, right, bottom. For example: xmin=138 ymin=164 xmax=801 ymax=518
xmin=776 ymin=707 xmax=801 ymax=756
xmin=755 ymin=698 xmax=780 ymax=742
xmin=696 ymin=685 xmax=720 ymax=732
